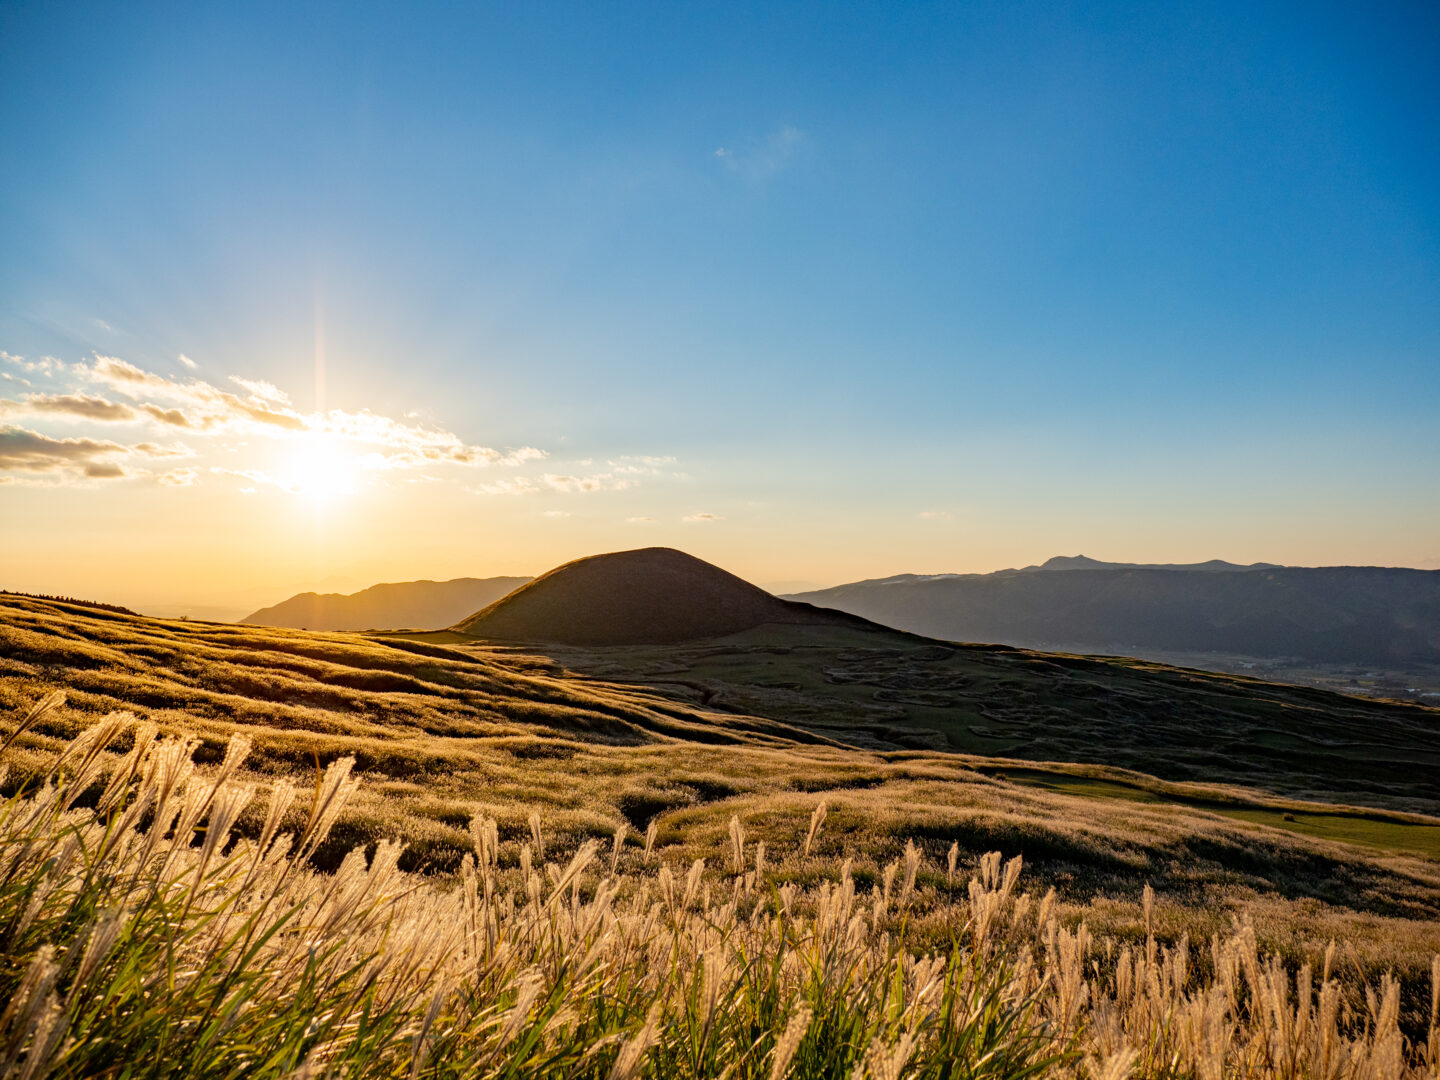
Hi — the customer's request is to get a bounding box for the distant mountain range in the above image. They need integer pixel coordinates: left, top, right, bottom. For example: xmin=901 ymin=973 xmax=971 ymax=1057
xmin=455 ymin=547 xmax=883 ymax=646
xmin=241 ymin=553 xmax=1440 ymax=668
xmin=788 ymin=558 xmax=1440 ymax=667
xmin=241 ymin=576 xmax=531 ymax=631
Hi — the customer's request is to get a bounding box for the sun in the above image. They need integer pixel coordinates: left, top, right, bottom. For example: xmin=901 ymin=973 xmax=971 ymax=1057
xmin=280 ymin=437 xmax=359 ymax=503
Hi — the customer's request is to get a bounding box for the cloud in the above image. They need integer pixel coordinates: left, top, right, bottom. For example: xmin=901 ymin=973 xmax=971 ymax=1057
xmin=0 ymin=352 xmax=673 ymax=498
xmin=208 ymin=466 xmax=287 ymax=491
xmin=471 ymin=478 xmax=540 ymax=496
xmin=0 ymin=423 xmax=208 ymax=486
xmin=229 ymin=376 xmax=290 ymax=404
xmin=607 ymin=454 xmax=679 ymax=476
xmin=137 ymin=403 xmax=196 ymax=428
xmin=0 ymin=393 xmax=138 ymax=423
xmin=541 ymin=510 xmax=571 ymax=519
xmin=683 ymin=512 xmax=723 ymax=523
xmin=133 ymin=441 xmax=194 ymax=458
xmin=69 ymin=353 xmax=537 ymax=469
xmin=82 ymin=356 xmax=306 ymax=432
xmin=1 ymin=353 xmax=66 ymax=377
xmin=473 ymin=468 xmax=644 ymax=496
xmin=158 ymin=467 xmax=200 ymax=487
xmin=626 ymin=516 xmax=656 ymax=524
xmin=918 ymin=510 xmax=954 ymax=521
xmin=84 ymin=461 xmax=129 ymax=479
xmin=714 ymin=125 xmax=806 ymax=180
xmin=0 ymin=427 xmax=130 ymax=477
xmin=472 ymin=471 xmax=628 ymax=495
xmin=541 ymin=472 xmax=632 ymax=493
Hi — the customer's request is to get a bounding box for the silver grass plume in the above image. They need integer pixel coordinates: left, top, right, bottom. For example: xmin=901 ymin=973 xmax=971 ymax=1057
xmin=803 ymin=800 xmax=827 ymax=858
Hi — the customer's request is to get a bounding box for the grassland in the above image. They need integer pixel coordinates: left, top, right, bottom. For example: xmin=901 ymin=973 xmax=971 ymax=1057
xmin=3 ymin=593 xmax=1440 ymax=1049
xmin=519 ymin=623 xmax=1440 ymax=813
xmin=2 ymin=703 xmax=1438 ymax=1078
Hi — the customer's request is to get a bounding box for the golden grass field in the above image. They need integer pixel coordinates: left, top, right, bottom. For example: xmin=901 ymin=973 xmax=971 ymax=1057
xmin=3 ymin=593 xmax=1440 ymax=1075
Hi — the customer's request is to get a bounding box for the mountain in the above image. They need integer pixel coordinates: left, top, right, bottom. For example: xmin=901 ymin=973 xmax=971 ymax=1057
xmin=454 ymin=547 xmax=884 ymax=646
xmin=242 ymin=576 xmax=532 ymax=631
xmin=1027 ymin=555 xmax=1278 ymax=573
xmin=788 ymin=563 xmax=1440 ymax=667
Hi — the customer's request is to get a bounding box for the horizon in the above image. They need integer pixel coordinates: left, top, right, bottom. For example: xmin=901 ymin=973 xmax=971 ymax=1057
xmin=3 ymin=2 xmax=1438 ymax=610
xmin=5 ymin=544 xmax=1437 ymax=624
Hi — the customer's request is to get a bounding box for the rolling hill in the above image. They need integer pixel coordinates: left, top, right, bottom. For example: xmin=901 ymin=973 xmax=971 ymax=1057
xmin=4 ymin=589 xmax=1440 ymax=989
xmin=241 ymin=575 xmax=531 ymax=631
xmin=454 ymin=547 xmax=885 ymax=645
xmin=789 ymin=561 xmax=1440 ymax=667
xmin=7 ymin=591 xmax=1440 ymax=1075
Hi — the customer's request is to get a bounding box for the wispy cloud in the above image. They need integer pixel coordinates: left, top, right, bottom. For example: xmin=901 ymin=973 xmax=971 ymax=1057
xmin=0 ymin=352 xmax=548 ymax=490
xmin=471 ymin=477 xmax=539 ymax=496
xmin=133 ymin=441 xmax=194 ymax=458
xmin=918 ymin=510 xmax=954 ymax=521
xmin=158 ymin=467 xmax=199 ymax=487
xmin=1 ymin=352 xmax=682 ymax=502
xmin=0 ymin=393 xmax=138 ymax=423
xmin=683 ymin=512 xmax=723 ymax=523
xmin=474 ymin=470 xmax=644 ymax=495
xmin=228 ymin=376 xmax=290 ymax=403
xmin=626 ymin=516 xmax=656 ymax=524
xmin=2 ymin=353 xmax=64 ymax=377
xmin=541 ymin=510 xmax=571 ymax=519
xmin=713 ymin=125 xmax=806 ymax=180
xmin=541 ymin=472 xmax=633 ymax=493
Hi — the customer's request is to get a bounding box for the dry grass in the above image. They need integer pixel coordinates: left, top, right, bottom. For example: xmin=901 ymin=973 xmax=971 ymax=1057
xmin=2 ymin=698 xmax=1438 ymax=1078
xmin=4 ymin=596 xmax=1440 ymax=995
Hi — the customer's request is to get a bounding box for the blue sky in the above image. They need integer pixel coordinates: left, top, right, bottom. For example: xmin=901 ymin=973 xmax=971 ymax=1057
xmin=1 ymin=1 xmax=1437 ymax=612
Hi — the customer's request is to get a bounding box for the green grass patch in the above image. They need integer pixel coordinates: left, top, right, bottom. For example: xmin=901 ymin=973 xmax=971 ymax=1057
xmin=998 ymin=768 xmax=1440 ymax=860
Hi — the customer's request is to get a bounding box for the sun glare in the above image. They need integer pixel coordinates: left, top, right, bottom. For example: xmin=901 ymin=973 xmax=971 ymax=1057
xmin=280 ymin=437 xmax=359 ymax=504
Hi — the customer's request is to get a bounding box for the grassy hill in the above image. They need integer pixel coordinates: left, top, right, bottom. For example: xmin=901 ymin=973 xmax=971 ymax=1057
xmin=5 ymin=591 xmax=1440 ymax=988
xmin=789 ymin=562 xmax=1440 ymax=667
xmin=241 ymin=575 xmax=531 ymax=631
xmin=455 ymin=547 xmax=881 ymax=645
xmin=504 ymin=622 xmax=1440 ymax=815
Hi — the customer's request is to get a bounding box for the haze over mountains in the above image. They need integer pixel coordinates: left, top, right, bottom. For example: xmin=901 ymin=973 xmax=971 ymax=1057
xmin=242 ymin=576 xmax=530 ymax=631
xmin=790 ymin=558 xmax=1440 ymax=667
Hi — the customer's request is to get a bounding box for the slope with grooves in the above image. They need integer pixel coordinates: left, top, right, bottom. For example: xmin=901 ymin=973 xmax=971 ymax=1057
xmin=520 ymin=624 xmax=1440 ymax=815
xmin=455 ymin=547 xmax=883 ymax=646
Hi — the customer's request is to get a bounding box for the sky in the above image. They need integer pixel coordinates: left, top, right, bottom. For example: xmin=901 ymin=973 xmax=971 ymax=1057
xmin=1 ymin=1 xmax=1438 ymax=618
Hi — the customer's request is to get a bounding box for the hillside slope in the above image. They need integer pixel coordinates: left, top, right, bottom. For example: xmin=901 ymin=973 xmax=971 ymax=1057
xmin=242 ymin=576 xmax=531 ymax=631
xmin=790 ymin=564 xmax=1440 ymax=666
xmin=455 ymin=547 xmax=884 ymax=645
xmin=4 ymin=594 xmax=1440 ymax=928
